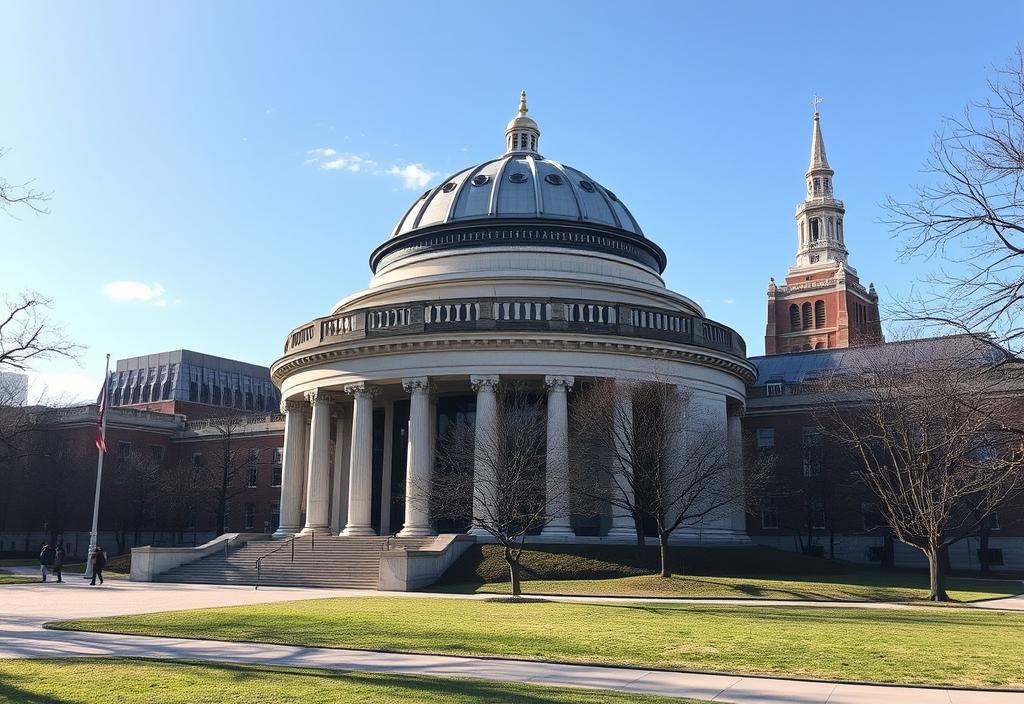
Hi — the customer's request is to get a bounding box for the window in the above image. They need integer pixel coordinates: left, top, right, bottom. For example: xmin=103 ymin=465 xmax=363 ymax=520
xmin=761 ymin=499 xmax=779 ymax=529
xmin=837 ymin=219 xmax=843 ymax=240
xmin=271 ymin=448 xmax=283 ymax=487
xmin=756 ymin=428 xmax=775 ymax=449
xmin=117 ymin=441 xmax=132 ymax=470
xmin=200 ymin=383 xmax=210 ymax=403
xmin=809 ymin=498 xmax=826 ymax=529
xmin=191 ymin=452 xmax=204 ymax=479
xmin=244 ymin=503 xmax=255 ymax=531
xmin=810 ymin=218 xmax=820 ymax=241
xmin=988 ymin=512 xmax=1001 ymax=531
xmin=149 ymin=445 xmax=164 ymax=464
xmin=814 ymin=300 xmax=825 ymax=328
xmin=247 ymin=448 xmax=259 ymax=488
xmin=789 ymin=304 xmax=800 ymax=331
xmin=765 ymin=382 xmax=784 ymax=397
xmin=801 ymin=427 xmax=822 ymax=476
xmin=814 ymin=342 xmax=825 ymax=350
xmin=799 ymin=221 xmax=805 ymax=245
xmin=813 ymin=177 xmax=820 ymax=195
xmin=802 ymin=302 xmax=812 ymax=330
xmin=270 ymin=501 xmax=280 ymax=531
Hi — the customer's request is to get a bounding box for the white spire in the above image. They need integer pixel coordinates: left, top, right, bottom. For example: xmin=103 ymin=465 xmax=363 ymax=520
xmin=504 ymin=90 xmax=540 ymax=154
xmin=808 ymin=110 xmax=831 ymax=173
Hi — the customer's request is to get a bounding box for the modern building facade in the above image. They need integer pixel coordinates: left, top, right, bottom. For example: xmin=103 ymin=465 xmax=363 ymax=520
xmin=271 ymin=93 xmax=754 ymax=543
xmin=764 ymin=111 xmax=882 ymax=355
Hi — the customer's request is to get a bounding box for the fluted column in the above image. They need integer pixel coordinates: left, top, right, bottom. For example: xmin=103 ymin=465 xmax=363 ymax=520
xmin=727 ymin=402 xmax=747 ymax=535
xmin=398 ymin=376 xmax=434 ymax=537
xmin=542 ymin=375 xmax=574 ymax=537
xmin=300 ymin=389 xmax=334 ymax=535
xmin=342 ymin=382 xmax=377 ymax=536
xmin=330 ymin=404 xmax=350 ymax=534
xmin=469 ymin=375 xmax=499 ymax=535
xmin=607 ymin=385 xmax=636 ymax=539
xmin=273 ymin=399 xmax=307 ymax=538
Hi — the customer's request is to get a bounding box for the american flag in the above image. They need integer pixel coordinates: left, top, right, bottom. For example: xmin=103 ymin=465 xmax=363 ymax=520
xmin=95 ymin=377 xmax=108 ymax=454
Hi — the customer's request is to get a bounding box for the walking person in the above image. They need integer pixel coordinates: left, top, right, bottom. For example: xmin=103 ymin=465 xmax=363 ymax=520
xmin=38 ymin=543 xmax=54 ymax=582
xmin=89 ymin=546 xmax=107 ymax=586
xmin=53 ymin=544 xmax=65 ymax=583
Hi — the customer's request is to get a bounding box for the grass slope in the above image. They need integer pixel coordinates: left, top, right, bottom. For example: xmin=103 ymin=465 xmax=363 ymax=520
xmin=51 ymin=596 xmax=1024 ymax=688
xmin=437 ymin=544 xmax=1022 ymax=602
xmin=0 ymin=658 xmax=700 ymax=704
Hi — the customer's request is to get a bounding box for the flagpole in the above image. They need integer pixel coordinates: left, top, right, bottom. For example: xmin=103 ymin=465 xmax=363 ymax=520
xmin=84 ymin=353 xmax=110 ymax=579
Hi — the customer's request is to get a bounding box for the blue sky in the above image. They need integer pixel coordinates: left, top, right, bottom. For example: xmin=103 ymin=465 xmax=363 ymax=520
xmin=3 ymin=1 xmax=1021 ymax=401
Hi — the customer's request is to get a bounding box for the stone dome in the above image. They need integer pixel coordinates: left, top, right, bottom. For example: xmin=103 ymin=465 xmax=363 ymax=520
xmin=389 ymin=155 xmax=643 ymax=239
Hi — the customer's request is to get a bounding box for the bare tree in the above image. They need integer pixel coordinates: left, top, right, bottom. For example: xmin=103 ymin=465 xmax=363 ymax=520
xmin=815 ymin=337 xmax=1024 ymax=600
xmin=161 ymin=454 xmax=207 ymax=546
xmin=573 ymin=379 xmax=769 ymax=578
xmin=110 ymin=447 xmax=163 ymax=551
xmin=429 ymin=383 xmax=552 ymax=598
xmin=0 ymin=147 xmax=50 ymax=217
xmin=884 ymin=47 xmax=1024 ymax=356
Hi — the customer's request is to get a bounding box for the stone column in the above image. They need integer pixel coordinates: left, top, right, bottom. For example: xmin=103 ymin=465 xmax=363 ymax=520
xmin=273 ymin=399 xmax=307 ymax=538
xmin=469 ymin=375 xmax=499 ymax=536
xmin=541 ymin=375 xmax=575 ymax=538
xmin=300 ymin=389 xmax=334 ymax=535
xmin=727 ymin=402 xmax=748 ymax=536
xmin=330 ymin=404 xmax=350 ymax=534
xmin=606 ymin=385 xmax=637 ymax=540
xmin=341 ymin=382 xmax=377 ymax=536
xmin=398 ymin=376 xmax=434 ymax=537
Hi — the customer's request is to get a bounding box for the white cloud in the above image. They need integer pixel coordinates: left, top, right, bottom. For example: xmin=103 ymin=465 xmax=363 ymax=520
xmin=384 ymin=163 xmax=438 ymax=189
xmin=103 ymin=281 xmax=168 ymax=306
xmin=27 ymin=371 xmax=100 ymax=405
xmin=306 ymin=148 xmax=439 ymax=190
xmin=722 ymin=298 xmax=735 ymax=305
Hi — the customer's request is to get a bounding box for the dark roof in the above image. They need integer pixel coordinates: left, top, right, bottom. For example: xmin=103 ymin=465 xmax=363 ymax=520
xmin=749 ymin=335 xmax=1007 ymax=387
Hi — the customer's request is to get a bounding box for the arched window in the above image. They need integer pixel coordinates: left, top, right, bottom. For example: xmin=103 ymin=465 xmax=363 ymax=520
xmin=810 ymin=219 xmax=820 ymax=242
xmin=803 ymin=344 xmax=812 ymax=351
xmin=813 ymin=178 xmax=820 ymax=195
xmin=814 ymin=300 xmax=825 ymax=328
xmin=789 ymin=304 xmax=800 ymax=331
xmin=814 ymin=342 xmax=825 ymax=350
xmin=827 ymin=218 xmax=834 ymax=237
xmin=802 ymin=302 xmax=813 ymax=330
xmin=837 ymin=219 xmax=843 ymax=241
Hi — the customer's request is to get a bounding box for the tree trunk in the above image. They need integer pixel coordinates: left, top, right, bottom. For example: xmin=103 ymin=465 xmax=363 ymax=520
xmin=658 ymin=532 xmax=672 ymax=578
xmin=829 ymin=528 xmax=835 ymax=560
xmin=504 ymin=545 xmax=522 ymax=598
xmin=926 ymin=547 xmax=949 ymax=602
xmin=882 ymin=533 xmax=894 ymax=569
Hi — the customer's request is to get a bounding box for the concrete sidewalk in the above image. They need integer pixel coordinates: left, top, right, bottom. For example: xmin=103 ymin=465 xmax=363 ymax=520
xmin=1 ymin=580 xmax=1021 ymax=703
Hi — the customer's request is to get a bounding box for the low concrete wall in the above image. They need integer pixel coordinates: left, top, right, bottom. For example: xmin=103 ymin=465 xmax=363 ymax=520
xmin=378 ymin=534 xmax=476 ymax=591
xmin=130 ymin=532 xmax=270 ymax=581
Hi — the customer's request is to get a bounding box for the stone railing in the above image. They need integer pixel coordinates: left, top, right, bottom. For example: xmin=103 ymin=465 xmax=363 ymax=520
xmin=283 ymin=297 xmax=747 ymax=359
xmin=31 ymin=404 xmax=185 ymax=428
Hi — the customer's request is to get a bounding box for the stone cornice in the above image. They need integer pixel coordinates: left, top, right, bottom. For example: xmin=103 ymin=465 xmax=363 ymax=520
xmin=272 ymin=333 xmax=757 ymax=387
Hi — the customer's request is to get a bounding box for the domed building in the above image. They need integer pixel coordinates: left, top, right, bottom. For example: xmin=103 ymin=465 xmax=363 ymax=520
xmin=271 ymin=93 xmax=755 ymax=544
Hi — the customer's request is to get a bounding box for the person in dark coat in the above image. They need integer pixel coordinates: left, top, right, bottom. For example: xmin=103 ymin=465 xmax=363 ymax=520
xmin=89 ymin=546 xmax=107 ymax=586
xmin=38 ymin=543 xmax=54 ymax=582
xmin=53 ymin=545 xmax=65 ymax=583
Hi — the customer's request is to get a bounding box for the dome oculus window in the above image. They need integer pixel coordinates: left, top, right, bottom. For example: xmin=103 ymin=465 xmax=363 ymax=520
xmin=605 ymin=189 xmax=619 ymax=201
xmin=441 ymin=182 xmax=457 ymax=193
xmin=508 ymin=172 xmax=529 ymax=184
xmin=471 ymin=174 xmax=490 ymax=187
xmin=544 ymin=174 xmax=563 ymax=185
xmin=579 ymin=180 xmax=596 ymax=192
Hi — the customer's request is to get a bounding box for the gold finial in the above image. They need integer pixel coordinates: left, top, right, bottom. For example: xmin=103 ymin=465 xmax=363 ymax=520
xmin=519 ymin=90 xmax=528 ymax=116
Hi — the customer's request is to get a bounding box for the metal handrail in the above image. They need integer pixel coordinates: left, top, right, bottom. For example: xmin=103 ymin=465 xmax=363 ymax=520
xmin=255 ymin=535 xmax=314 ymax=590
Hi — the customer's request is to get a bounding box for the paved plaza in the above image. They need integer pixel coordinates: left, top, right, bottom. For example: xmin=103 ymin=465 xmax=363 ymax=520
xmin=2 ymin=579 xmax=1023 ymax=702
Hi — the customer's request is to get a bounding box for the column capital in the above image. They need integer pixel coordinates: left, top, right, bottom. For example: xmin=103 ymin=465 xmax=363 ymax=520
xmin=402 ymin=376 xmax=432 ymax=394
xmin=727 ymin=402 xmax=746 ymax=418
xmin=544 ymin=375 xmax=575 ymax=391
xmin=344 ymin=382 xmax=378 ymax=399
xmin=470 ymin=374 xmax=500 ymax=392
xmin=305 ymin=389 xmax=341 ymax=406
xmin=281 ymin=398 xmax=307 ymax=414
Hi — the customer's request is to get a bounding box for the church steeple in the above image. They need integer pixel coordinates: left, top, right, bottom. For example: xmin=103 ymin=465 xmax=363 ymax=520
xmin=792 ymin=103 xmax=848 ymax=272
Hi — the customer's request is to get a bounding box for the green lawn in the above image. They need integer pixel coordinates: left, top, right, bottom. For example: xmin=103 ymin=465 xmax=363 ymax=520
xmin=50 ymin=596 xmax=1024 ymax=689
xmin=0 ymin=658 xmax=701 ymax=704
xmin=452 ymin=572 xmax=1023 ymax=602
xmin=0 ymin=569 xmax=37 ymax=585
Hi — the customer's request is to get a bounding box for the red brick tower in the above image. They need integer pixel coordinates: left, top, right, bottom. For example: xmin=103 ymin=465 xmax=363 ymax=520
xmin=765 ymin=108 xmax=882 ymax=355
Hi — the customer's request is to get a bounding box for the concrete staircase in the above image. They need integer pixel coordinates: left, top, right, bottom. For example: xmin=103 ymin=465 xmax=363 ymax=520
xmin=155 ymin=535 xmax=438 ymax=589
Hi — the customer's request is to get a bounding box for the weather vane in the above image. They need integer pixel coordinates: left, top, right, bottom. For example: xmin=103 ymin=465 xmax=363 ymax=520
xmin=812 ymin=94 xmax=823 ymax=114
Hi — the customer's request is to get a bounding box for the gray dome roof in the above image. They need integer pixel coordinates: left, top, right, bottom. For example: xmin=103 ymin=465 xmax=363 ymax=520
xmin=389 ymin=155 xmax=644 ymax=238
